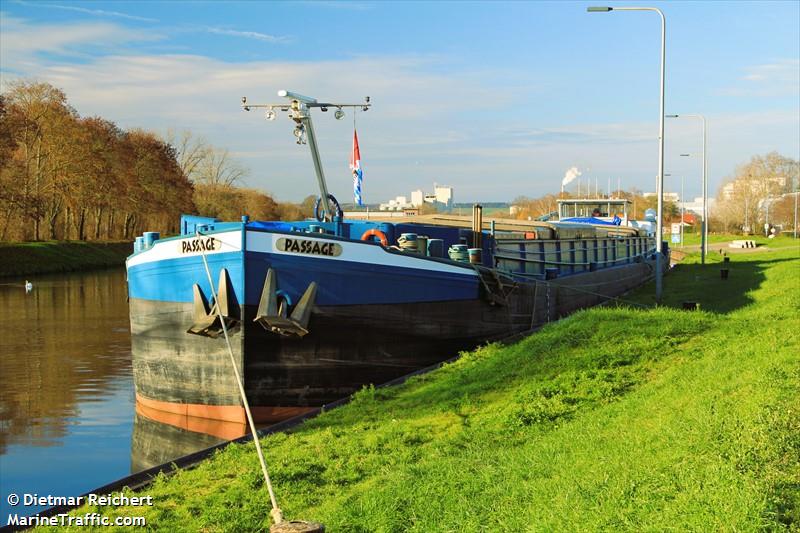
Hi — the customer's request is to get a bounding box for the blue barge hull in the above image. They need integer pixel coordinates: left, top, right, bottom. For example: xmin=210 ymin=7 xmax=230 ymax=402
xmin=127 ymin=216 xmax=662 ymax=423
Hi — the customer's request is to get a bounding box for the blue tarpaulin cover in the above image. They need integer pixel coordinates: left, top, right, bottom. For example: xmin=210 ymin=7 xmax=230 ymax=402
xmin=561 ymin=217 xmax=620 ymax=226
xmin=247 ymin=221 xmax=297 ymax=232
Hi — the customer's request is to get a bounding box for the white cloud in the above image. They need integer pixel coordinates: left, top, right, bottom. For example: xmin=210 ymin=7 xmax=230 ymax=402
xmin=13 ymin=1 xmax=159 ymax=23
xmin=0 ymin=14 xmax=161 ymax=70
xmin=718 ymin=58 xmax=800 ymax=97
xmin=205 ymin=27 xmax=291 ymax=44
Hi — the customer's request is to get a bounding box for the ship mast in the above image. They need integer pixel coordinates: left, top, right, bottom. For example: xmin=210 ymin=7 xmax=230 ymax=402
xmin=241 ymin=90 xmax=371 ymax=221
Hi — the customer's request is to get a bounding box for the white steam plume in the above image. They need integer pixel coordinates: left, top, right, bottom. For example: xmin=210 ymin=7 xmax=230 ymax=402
xmin=561 ymin=166 xmax=582 ymax=188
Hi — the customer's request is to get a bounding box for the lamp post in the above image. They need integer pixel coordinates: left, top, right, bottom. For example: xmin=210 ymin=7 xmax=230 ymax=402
xmin=794 ymin=177 xmax=798 ymax=239
xmin=588 ymin=5 xmax=666 ymax=301
xmin=667 ymin=114 xmax=707 ymax=263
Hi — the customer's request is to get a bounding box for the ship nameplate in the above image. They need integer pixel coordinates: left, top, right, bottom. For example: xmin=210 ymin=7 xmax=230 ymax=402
xmin=275 ymin=237 xmax=342 ymax=257
xmin=179 ymin=237 xmax=222 ymax=254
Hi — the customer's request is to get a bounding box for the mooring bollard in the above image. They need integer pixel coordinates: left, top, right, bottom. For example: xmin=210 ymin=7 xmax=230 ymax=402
xmin=682 ymin=301 xmax=699 ymax=311
xmin=270 ymin=520 xmax=325 ymax=533
xmin=720 ymin=268 xmax=729 ymax=280
xmin=723 ymin=256 xmax=730 ymax=264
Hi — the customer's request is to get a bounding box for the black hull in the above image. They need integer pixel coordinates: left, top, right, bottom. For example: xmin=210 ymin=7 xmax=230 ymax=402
xmin=130 ymin=261 xmax=655 ymax=421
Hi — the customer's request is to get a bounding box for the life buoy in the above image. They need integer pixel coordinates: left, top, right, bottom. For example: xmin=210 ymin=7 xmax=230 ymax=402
xmin=360 ymin=228 xmax=389 ymax=246
xmin=313 ymin=194 xmax=343 ymax=222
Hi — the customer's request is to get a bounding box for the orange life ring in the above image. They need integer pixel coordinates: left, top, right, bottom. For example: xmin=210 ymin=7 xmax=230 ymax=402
xmin=361 ymin=229 xmax=389 ymax=246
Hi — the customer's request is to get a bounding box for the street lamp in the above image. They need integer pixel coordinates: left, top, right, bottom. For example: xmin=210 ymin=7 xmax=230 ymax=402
xmin=588 ymin=5 xmax=666 ymax=302
xmin=667 ymin=113 xmax=708 ymax=264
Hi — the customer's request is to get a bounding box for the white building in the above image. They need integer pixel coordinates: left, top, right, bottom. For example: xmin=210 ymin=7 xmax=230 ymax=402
xmin=379 ymin=195 xmax=415 ymax=211
xmin=644 ymin=191 xmax=680 ymax=203
xmin=433 ymin=185 xmax=454 ymax=207
xmin=380 ymin=184 xmax=454 ymax=211
xmin=682 ymin=196 xmax=716 ymax=215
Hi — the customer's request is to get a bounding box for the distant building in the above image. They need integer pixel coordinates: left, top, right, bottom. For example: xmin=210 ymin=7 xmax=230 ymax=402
xmin=379 ymin=195 xmax=413 ymax=211
xmin=722 ymin=175 xmax=788 ymax=200
xmin=380 ymin=183 xmax=454 ymax=211
xmin=682 ymin=197 xmax=716 ymax=215
xmin=644 ymin=191 xmax=680 ymax=203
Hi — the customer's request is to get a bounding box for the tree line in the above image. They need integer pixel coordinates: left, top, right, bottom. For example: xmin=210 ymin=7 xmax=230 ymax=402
xmin=511 ymin=151 xmax=798 ymax=235
xmin=0 ymin=81 xmax=311 ymax=242
xmin=714 ymin=152 xmax=798 ymax=234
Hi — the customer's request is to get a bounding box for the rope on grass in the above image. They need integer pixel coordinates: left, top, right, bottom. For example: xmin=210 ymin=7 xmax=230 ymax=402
xmin=197 ymin=230 xmax=284 ymax=526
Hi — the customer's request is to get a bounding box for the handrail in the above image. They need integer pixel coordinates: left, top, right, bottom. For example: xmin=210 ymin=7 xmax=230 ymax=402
xmin=492 ymin=251 xmax=653 ymax=267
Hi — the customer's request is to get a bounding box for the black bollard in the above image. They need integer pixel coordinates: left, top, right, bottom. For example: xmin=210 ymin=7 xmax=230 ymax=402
xmin=720 ymin=268 xmax=729 ymax=280
xmin=682 ymin=301 xmax=699 ymax=311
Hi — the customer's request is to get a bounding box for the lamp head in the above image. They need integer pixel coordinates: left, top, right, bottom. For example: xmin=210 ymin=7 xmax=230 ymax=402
xmin=587 ymin=6 xmax=613 ymax=12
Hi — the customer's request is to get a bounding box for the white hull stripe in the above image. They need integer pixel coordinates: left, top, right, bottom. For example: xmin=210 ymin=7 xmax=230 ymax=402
xmin=127 ymin=230 xmax=242 ymax=268
xmin=127 ymin=229 xmax=478 ymax=277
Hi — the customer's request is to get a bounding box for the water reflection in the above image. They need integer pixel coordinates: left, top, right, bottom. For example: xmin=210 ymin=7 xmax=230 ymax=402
xmin=0 ymin=270 xmax=132 ymax=454
xmin=0 ymin=269 xmax=246 ymax=519
xmin=131 ymin=406 xmax=244 ymax=472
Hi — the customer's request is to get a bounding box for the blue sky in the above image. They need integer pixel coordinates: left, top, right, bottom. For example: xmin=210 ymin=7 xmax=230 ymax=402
xmin=1 ymin=1 xmax=798 ymax=204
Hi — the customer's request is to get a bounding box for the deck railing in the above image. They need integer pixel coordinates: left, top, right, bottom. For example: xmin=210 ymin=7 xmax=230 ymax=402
xmin=492 ymin=235 xmax=656 ymax=278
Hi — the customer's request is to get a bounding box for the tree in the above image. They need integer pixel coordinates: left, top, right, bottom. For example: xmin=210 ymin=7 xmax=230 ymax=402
xmin=1 ymin=81 xmax=78 ymax=240
xmin=163 ymin=129 xmax=248 ymax=187
xmin=195 ymin=147 xmax=248 ymax=186
xmin=714 ymin=152 xmax=799 ymax=233
xmin=193 ymin=184 xmax=280 ymax=221
xmin=165 ymin=129 xmax=210 ymax=182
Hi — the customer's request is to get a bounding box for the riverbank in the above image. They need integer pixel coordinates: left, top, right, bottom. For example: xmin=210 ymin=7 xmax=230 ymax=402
xmin=0 ymin=241 xmax=131 ymax=277
xmin=35 ymin=245 xmax=800 ymax=531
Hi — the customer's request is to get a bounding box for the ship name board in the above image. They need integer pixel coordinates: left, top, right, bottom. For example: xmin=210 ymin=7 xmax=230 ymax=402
xmin=180 ymin=237 xmax=221 ymax=254
xmin=276 ymin=237 xmax=342 ymax=257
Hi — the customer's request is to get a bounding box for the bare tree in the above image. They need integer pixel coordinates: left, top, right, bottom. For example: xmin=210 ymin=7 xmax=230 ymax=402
xmin=713 ymin=152 xmax=799 ymax=233
xmin=163 ymin=130 xmax=247 ymax=186
xmin=165 ymin=129 xmax=210 ymax=181
xmin=195 ymin=147 xmax=248 ymax=186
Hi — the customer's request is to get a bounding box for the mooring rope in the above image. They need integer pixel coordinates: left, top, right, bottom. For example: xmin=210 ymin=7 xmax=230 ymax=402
xmin=197 ymin=232 xmax=283 ymax=525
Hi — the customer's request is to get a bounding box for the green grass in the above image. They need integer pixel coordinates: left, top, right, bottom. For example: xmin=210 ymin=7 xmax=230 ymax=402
xmin=37 ymin=246 xmax=800 ymax=532
xmin=0 ymin=241 xmax=132 ymax=277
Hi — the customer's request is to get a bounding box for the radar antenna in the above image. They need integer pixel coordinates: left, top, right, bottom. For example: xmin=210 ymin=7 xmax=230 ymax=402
xmin=241 ymin=91 xmax=371 ymax=221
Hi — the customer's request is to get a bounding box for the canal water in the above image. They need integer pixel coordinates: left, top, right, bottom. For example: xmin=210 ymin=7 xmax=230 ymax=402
xmin=0 ymin=269 xmax=235 ymax=519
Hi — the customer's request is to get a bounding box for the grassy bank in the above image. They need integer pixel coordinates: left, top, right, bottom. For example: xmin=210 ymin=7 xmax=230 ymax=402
xmin=0 ymin=241 xmax=132 ymax=277
xmin=40 ymin=245 xmax=799 ymax=531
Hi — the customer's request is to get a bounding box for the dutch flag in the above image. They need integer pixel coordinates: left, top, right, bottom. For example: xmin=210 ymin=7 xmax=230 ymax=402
xmin=350 ymin=130 xmax=363 ymax=206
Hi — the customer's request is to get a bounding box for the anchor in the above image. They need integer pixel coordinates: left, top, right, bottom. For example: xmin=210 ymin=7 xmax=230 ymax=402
xmin=254 ymin=268 xmax=317 ymax=338
xmin=187 ymin=268 xmax=240 ymax=338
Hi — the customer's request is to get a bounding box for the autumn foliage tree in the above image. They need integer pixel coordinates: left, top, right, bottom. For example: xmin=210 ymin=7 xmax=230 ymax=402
xmin=0 ymin=82 xmax=337 ymax=242
xmin=0 ymin=81 xmax=197 ymax=241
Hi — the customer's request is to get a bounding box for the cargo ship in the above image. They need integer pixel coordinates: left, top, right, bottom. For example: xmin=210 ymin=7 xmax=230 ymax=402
xmin=127 ymin=91 xmax=667 ymax=424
